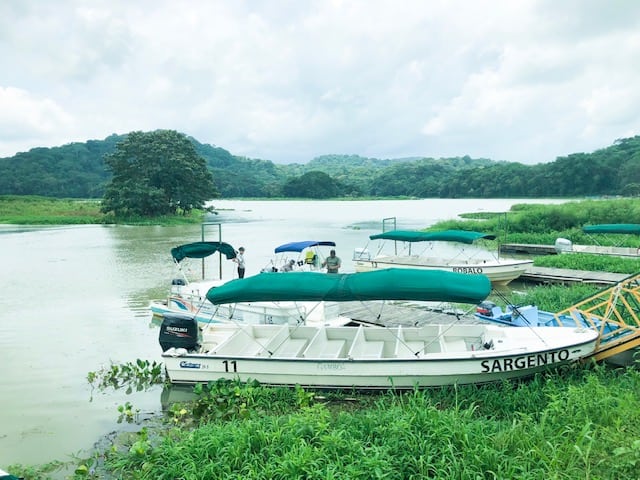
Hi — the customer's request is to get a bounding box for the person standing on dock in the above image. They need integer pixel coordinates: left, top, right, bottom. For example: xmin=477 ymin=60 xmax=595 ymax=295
xmin=322 ymin=249 xmax=341 ymax=273
xmin=234 ymin=246 xmax=246 ymax=278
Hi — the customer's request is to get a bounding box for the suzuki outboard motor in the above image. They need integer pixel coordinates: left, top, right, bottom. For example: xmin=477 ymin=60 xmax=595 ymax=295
xmin=159 ymin=313 xmax=199 ymax=351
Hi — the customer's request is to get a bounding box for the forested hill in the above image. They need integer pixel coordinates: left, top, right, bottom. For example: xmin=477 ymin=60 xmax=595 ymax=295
xmin=1 ymin=133 xmax=639 ymax=199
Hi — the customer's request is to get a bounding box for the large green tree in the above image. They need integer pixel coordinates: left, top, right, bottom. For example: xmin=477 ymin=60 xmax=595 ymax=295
xmin=282 ymin=171 xmax=345 ymax=198
xmin=101 ymin=130 xmax=218 ymax=217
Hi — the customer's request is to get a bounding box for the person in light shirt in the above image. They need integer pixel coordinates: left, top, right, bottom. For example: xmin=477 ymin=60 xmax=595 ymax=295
xmin=233 ymin=246 xmax=246 ymax=278
xmin=322 ymin=249 xmax=341 ymax=273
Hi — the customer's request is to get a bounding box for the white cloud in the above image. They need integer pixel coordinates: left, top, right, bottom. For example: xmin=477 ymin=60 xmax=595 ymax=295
xmin=0 ymin=87 xmax=73 ymax=149
xmin=1 ymin=0 xmax=640 ymax=163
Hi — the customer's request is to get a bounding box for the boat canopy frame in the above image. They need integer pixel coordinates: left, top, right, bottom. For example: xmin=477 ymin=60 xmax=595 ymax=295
xmin=274 ymin=241 xmax=337 ymax=253
xmin=582 ymin=224 xmax=640 ymax=247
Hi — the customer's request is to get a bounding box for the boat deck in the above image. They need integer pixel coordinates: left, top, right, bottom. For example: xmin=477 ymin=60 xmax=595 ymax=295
xmin=197 ymin=322 xmax=528 ymax=361
xmin=337 ymin=300 xmax=483 ymax=327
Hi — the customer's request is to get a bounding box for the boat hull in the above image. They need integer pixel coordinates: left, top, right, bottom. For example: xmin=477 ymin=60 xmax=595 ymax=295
xmin=150 ymin=296 xmax=351 ymax=327
xmin=161 ymin=324 xmax=597 ymax=389
xmin=475 ymin=303 xmax=640 ymax=367
xmin=354 ymin=257 xmax=533 ymax=286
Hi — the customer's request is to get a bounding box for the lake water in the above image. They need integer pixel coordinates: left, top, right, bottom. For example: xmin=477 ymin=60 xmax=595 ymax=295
xmin=0 ymin=198 xmax=565 ymax=468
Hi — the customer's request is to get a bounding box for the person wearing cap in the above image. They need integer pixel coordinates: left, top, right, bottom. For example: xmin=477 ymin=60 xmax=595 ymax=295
xmin=322 ymin=249 xmax=341 ymax=273
xmin=234 ymin=246 xmax=246 ymax=278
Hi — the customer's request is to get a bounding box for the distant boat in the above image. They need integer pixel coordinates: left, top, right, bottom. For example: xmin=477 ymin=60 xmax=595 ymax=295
xmin=262 ymin=240 xmax=337 ymax=273
xmin=1 ymin=468 xmax=20 ymax=480
xmin=353 ymin=229 xmax=533 ymax=286
xmin=159 ymin=269 xmax=598 ymax=388
xmin=555 ymin=224 xmax=640 ymax=257
xmin=582 ymin=224 xmax=640 ymax=235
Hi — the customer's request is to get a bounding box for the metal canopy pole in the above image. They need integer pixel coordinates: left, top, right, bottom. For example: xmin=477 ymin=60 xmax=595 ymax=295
xmin=201 ymin=222 xmax=222 ymax=280
xmin=382 ymin=217 xmax=397 ymax=254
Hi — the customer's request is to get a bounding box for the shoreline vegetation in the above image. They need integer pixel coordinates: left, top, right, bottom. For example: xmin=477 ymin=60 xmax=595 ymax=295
xmin=5 ymin=195 xmax=640 ymax=479
xmin=11 ymin=366 xmax=640 ymax=479
xmin=0 ymin=195 xmax=207 ymax=225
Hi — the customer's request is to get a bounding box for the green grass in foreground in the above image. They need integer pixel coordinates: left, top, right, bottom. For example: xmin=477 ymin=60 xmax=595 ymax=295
xmin=105 ymin=366 xmax=640 ymax=479
xmin=12 ymin=364 xmax=637 ymax=479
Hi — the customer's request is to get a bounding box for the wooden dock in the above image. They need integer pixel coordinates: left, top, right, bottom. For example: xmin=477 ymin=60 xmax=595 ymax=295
xmin=500 ymin=243 xmax=640 ymax=257
xmin=500 ymin=243 xmax=557 ymax=255
xmin=519 ymin=266 xmax=628 ymax=286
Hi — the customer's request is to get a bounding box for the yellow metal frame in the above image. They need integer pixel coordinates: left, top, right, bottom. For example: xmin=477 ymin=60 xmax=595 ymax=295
xmin=553 ymin=273 xmax=640 ymax=362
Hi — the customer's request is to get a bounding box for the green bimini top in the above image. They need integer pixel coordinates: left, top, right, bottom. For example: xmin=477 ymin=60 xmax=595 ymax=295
xmin=582 ymin=224 xmax=640 ymax=235
xmin=171 ymin=241 xmax=237 ymax=263
xmin=369 ymin=229 xmax=496 ymax=244
xmin=206 ymin=268 xmax=492 ymax=305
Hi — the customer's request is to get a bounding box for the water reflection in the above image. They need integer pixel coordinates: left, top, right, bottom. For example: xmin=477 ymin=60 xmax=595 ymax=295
xmin=160 ymin=384 xmax=199 ymax=410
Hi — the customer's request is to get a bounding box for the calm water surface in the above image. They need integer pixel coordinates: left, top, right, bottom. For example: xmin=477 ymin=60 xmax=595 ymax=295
xmin=0 ymin=199 xmax=564 ymax=467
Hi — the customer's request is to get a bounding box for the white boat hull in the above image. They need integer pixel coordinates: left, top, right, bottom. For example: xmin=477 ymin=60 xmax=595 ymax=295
xmin=150 ymin=279 xmax=351 ymax=327
xmin=354 ymin=257 xmax=532 ymax=286
xmin=162 ymin=323 xmax=598 ymax=389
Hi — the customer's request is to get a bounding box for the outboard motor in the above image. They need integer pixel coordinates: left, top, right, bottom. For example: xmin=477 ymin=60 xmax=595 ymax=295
xmin=159 ymin=313 xmax=199 ymax=352
xmin=476 ymin=300 xmax=497 ymax=316
xmin=554 ymin=238 xmax=572 ymax=254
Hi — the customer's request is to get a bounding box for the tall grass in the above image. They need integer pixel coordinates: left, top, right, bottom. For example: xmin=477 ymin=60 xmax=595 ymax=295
xmin=533 ymin=253 xmax=640 ymax=274
xmin=0 ymin=195 xmax=206 ymax=225
xmin=89 ymin=366 xmax=640 ymax=479
xmin=437 ymin=198 xmax=640 ymax=248
xmin=489 ymin=283 xmax=601 ymax=311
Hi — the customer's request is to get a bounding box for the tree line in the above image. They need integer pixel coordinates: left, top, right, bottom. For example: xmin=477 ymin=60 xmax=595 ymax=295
xmin=1 ymin=131 xmax=639 ymax=200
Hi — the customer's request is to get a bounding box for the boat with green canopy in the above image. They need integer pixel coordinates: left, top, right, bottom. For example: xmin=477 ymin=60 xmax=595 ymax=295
xmin=554 ymin=224 xmax=640 ymax=257
xmin=262 ymin=240 xmax=337 ymax=273
xmin=159 ymin=268 xmax=598 ymax=388
xmin=353 ymin=229 xmax=533 ymax=286
xmin=582 ymin=224 xmax=640 ymax=235
xmin=150 ymin=241 xmax=351 ymax=327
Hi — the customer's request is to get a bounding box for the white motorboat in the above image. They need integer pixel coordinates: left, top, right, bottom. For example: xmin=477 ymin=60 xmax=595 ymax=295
xmin=159 ymin=269 xmax=598 ymax=388
xmin=354 ymin=229 xmax=533 ymax=286
xmin=149 ymin=241 xmax=351 ymax=327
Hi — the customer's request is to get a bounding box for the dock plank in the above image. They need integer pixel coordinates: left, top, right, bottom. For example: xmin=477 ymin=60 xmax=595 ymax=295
xmin=519 ymin=266 xmax=628 ymax=286
xmin=500 ymin=243 xmax=557 ymax=255
xmin=501 ymin=243 xmax=640 ymax=258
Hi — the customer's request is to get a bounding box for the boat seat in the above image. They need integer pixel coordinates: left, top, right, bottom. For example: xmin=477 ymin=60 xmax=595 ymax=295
xmin=404 ymin=341 xmax=425 ymax=354
xmin=238 ymin=342 xmax=270 ymax=356
xmin=443 ymin=337 xmax=467 ymax=352
xmin=305 ymin=251 xmax=317 ymax=264
xmin=274 ymin=338 xmax=308 ymax=357
xmin=318 ymin=340 xmax=346 ymax=358
xmin=354 ymin=341 xmax=385 ymax=359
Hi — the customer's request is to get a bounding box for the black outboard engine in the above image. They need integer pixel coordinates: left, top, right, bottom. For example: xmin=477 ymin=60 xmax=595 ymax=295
xmin=476 ymin=300 xmax=497 ymax=316
xmin=159 ymin=313 xmax=199 ymax=352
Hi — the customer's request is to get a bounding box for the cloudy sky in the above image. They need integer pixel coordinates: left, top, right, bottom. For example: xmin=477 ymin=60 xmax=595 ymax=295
xmin=1 ymin=1 xmax=639 ymax=164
